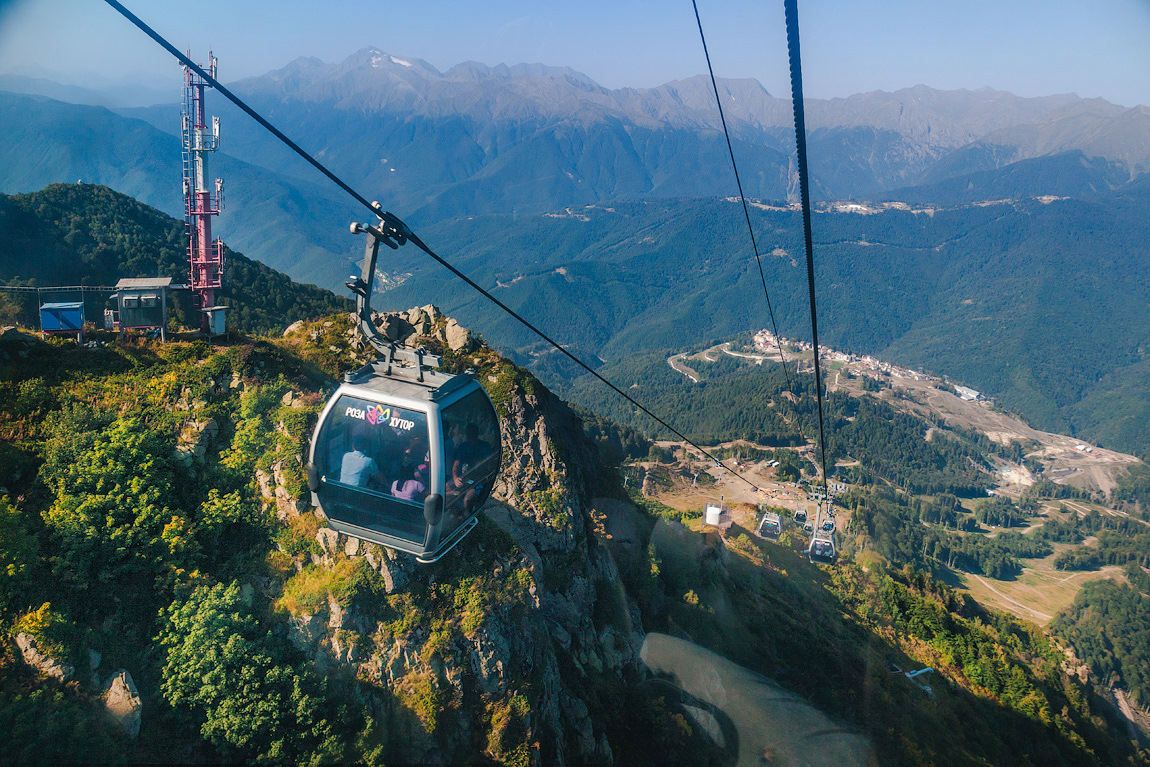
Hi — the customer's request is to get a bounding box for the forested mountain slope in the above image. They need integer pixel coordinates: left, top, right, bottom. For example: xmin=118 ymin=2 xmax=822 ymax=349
xmin=381 ymin=191 xmax=1150 ymax=455
xmin=0 ymin=308 xmax=1146 ymax=765
xmin=0 ymin=91 xmax=358 ymax=290
xmin=5 ymin=59 xmax=1148 ymax=301
xmin=0 ymin=184 xmax=349 ymax=335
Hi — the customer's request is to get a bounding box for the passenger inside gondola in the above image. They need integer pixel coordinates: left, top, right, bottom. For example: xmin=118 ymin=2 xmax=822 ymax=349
xmin=450 ymin=422 xmax=494 ymax=514
xmin=392 ymin=462 xmax=428 ymax=502
xmin=340 ymin=433 xmax=380 ymax=488
xmin=441 ymin=389 xmax=501 ymax=525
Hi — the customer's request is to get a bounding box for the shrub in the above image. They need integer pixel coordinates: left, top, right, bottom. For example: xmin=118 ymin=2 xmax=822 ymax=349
xmin=159 ymin=582 xmax=344 ymax=761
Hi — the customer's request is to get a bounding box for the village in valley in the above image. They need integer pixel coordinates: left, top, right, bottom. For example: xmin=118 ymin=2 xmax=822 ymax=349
xmin=642 ymin=328 xmax=1144 ymax=626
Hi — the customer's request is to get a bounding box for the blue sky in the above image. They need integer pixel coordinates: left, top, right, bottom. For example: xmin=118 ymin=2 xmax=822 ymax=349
xmin=1 ymin=0 xmax=1149 ymax=106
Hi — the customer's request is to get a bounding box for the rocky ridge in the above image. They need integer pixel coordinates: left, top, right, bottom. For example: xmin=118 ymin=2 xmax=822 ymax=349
xmin=271 ymin=308 xmax=643 ymax=764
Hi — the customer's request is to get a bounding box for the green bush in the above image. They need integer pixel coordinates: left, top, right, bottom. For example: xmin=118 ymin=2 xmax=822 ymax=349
xmin=13 ymin=602 xmax=76 ymax=666
xmin=0 ymin=497 xmax=35 ymax=615
xmin=41 ymin=417 xmax=193 ymax=581
xmin=279 ymin=559 xmax=375 ymax=615
xmin=159 ymin=581 xmax=346 ymax=761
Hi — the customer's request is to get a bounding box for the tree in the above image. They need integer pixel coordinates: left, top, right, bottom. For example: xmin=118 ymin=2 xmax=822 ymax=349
xmin=0 ymin=497 xmax=35 ymax=615
xmin=41 ymin=417 xmax=193 ymax=582
xmin=158 ymin=582 xmax=345 ymax=762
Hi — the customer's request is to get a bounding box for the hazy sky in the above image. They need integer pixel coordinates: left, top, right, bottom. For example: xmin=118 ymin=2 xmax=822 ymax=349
xmin=1 ymin=0 xmax=1148 ymax=106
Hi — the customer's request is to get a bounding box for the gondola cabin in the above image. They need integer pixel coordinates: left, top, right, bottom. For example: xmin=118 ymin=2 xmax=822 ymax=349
xmin=705 ymin=503 xmax=723 ymax=527
xmin=757 ymin=511 xmax=781 ymax=541
xmin=808 ymin=530 xmax=837 ymax=564
xmin=307 ymin=354 xmax=501 ymax=563
xmin=793 ymin=508 xmax=807 ymax=525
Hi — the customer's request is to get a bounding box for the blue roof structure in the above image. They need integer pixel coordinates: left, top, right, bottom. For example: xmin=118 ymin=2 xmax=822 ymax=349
xmin=40 ymin=301 xmax=85 ymax=333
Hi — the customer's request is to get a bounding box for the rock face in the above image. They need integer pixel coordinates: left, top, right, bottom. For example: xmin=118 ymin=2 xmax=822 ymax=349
xmin=15 ymin=632 xmax=74 ymax=682
xmin=367 ymin=304 xmax=475 ymax=353
xmin=269 ymin=334 xmax=642 ymax=765
xmin=257 ymin=457 xmax=310 ymax=521
xmin=175 ymin=417 xmax=218 ymax=469
xmin=0 ymin=326 xmax=41 ymax=361
xmin=102 ymin=670 xmax=142 ymax=738
xmin=443 ymin=318 xmax=471 ymax=351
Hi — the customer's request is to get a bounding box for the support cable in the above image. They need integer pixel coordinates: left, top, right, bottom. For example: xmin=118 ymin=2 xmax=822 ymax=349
xmin=784 ymin=0 xmax=830 ymax=498
xmin=691 ymin=0 xmax=792 ymax=391
xmin=101 ymin=0 xmax=765 ymax=491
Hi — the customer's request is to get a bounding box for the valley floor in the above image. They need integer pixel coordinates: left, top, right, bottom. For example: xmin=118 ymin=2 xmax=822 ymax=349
xmin=654 ymin=340 xmax=1147 ymax=632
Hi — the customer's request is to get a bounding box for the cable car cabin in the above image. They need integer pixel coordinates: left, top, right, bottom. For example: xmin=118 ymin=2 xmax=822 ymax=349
xmin=808 ymin=531 xmax=837 ymax=564
xmin=757 ymin=511 xmax=781 ymax=541
xmin=307 ymin=357 xmax=501 ymax=563
xmin=821 ymin=516 xmax=835 ymax=532
xmin=793 ymin=509 xmax=807 ymax=525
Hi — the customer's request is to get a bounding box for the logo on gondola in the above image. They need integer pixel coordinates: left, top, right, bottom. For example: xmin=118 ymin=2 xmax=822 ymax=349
xmin=346 ymin=404 xmax=415 ymax=430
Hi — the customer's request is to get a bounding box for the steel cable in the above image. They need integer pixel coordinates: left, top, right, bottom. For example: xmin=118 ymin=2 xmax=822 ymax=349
xmin=784 ymin=0 xmax=831 ymax=498
xmin=691 ymin=0 xmax=792 ymax=392
xmin=102 ymin=0 xmax=768 ymax=492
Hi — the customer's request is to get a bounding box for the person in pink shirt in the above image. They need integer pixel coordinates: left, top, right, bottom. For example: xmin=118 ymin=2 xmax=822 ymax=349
xmin=392 ymin=462 xmax=427 ymax=502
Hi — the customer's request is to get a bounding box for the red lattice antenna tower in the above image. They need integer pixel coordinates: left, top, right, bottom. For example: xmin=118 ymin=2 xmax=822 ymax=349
xmin=182 ymin=50 xmax=224 ymax=331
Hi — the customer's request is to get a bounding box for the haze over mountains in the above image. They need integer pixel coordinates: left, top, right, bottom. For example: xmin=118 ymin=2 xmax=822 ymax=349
xmin=122 ymin=48 xmax=1150 ymax=214
xmin=6 ymin=47 xmax=1150 ymax=230
xmin=3 ymin=48 xmax=1150 ymax=452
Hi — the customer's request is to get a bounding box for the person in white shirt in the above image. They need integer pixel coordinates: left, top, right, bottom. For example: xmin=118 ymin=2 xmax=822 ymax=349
xmin=340 ymin=433 xmax=379 ymax=487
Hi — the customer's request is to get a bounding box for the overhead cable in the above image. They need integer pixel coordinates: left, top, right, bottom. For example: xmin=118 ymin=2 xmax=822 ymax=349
xmin=102 ymin=0 xmax=767 ymax=492
xmin=691 ymin=0 xmax=792 ymax=392
xmin=784 ymin=0 xmax=831 ymax=498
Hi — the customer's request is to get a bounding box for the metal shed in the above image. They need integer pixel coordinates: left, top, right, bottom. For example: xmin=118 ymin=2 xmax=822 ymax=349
xmin=112 ymin=277 xmax=172 ymax=340
xmin=201 ymin=305 xmax=228 ymax=339
xmin=39 ymin=301 xmax=85 ymax=342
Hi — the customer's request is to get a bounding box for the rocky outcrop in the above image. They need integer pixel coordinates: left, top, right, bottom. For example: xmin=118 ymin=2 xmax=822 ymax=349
xmin=257 ymin=458 xmax=310 ymax=521
xmin=365 ymin=304 xmax=476 ymax=353
xmin=443 ymin=318 xmax=471 ymax=351
xmin=15 ymin=632 xmax=74 ymax=682
xmin=361 ymin=541 xmax=412 ymax=593
xmin=102 ymin=670 xmax=142 ymax=738
xmin=0 ymin=326 xmax=41 ymax=361
xmin=269 ymin=321 xmax=642 ymax=764
xmin=175 ymin=417 xmax=218 ymax=470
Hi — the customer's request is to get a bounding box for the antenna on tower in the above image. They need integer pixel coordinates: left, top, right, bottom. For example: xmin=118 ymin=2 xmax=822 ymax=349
xmin=182 ymin=50 xmax=226 ymax=337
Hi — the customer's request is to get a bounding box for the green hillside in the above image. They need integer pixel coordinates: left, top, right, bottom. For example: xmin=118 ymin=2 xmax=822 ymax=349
xmin=0 ymin=184 xmax=350 ymax=335
xmin=0 ymin=316 xmax=1146 ymax=765
xmin=567 ymin=341 xmax=1150 ymax=718
xmin=0 ymin=91 xmax=358 ymax=291
xmin=378 ymin=194 xmax=1150 ymax=454
xmin=0 ymin=182 xmax=1147 ymax=765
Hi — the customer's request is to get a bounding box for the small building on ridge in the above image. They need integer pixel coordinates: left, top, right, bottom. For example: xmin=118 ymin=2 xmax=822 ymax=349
xmin=112 ymin=277 xmax=173 ymax=340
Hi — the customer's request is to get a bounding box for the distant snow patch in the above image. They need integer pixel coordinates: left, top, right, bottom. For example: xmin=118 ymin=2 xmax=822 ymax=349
xmin=390 ymin=56 xmax=412 ymax=67
xmin=370 ymin=55 xmax=382 ymax=68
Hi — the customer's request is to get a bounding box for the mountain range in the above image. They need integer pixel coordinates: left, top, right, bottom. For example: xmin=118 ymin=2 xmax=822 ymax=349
xmin=377 ymin=191 xmax=1150 ymax=456
xmin=3 ymin=49 xmax=1150 ymax=452
xmin=4 ymin=48 xmax=1150 ymax=281
xmin=121 ymin=49 xmax=1150 ymax=212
